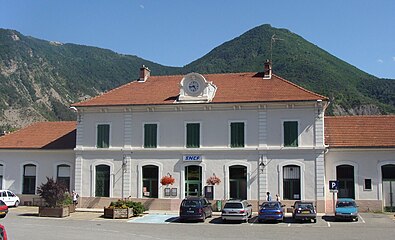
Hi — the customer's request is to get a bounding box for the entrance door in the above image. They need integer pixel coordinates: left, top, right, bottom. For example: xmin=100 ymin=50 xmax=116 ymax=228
xmin=229 ymin=165 xmax=247 ymax=200
xmin=382 ymin=164 xmax=395 ymax=212
xmin=337 ymin=165 xmax=355 ymax=199
xmin=185 ymin=165 xmax=202 ymax=197
xmin=142 ymin=165 xmax=158 ymax=198
xmin=95 ymin=165 xmax=110 ymax=197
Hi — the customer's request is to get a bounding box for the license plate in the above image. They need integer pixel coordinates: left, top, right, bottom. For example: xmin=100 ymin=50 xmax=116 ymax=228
xmin=302 ymin=211 xmax=310 ymax=214
xmin=187 ymin=211 xmax=194 ymax=213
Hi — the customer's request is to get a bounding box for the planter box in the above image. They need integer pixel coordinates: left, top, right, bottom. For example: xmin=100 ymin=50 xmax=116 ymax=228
xmin=104 ymin=207 xmax=133 ymax=219
xmin=69 ymin=204 xmax=76 ymax=213
xmin=39 ymin=206 xmax=70 ymax=218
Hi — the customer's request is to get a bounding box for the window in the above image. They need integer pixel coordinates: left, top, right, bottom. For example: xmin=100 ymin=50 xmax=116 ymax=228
xmin=23 ymin=164 xmax=36 ymax=194
xmin=57 ymin=165 xmax=71 ymax=191
xmin=364 ymin=179 xmax=372 ymax=191
xmin=186 ymin=123 xmax=200 ymax=148
xmin=144 ymin=124 xmax=157 ymax=148
xmin=283 ymin=165 xmax=301 ymax=200
xmin=97 ymin=124 xmax=110 ymax=148
xmin=230 ymin=122 xmax=245 ymax=148
xmin=283 ymin=121 xmax=298 ymax=147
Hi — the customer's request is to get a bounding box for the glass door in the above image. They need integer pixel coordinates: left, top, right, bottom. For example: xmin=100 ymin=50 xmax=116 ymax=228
xmin=185 ymin=165 xmax=202 ymax=197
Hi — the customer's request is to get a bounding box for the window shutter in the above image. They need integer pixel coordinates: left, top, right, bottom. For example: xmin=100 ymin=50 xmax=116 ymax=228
xmin=97 ymin=124 xmax=110 ymax=148
xmin=186 ymin=123 xmax=200 ymax=148
xmin=284 ymin=121 xmax=298 ymax=147
xmin=144 ymin=124 xmax=157 ymax=148
xmin=231 ymin=122 xmax=244 ymax=148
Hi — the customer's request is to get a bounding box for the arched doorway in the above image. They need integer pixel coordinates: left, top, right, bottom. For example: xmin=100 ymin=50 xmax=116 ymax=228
xmin=95 ymin=165 xmax=110 ymax=197
xmin=336 ymin=165 xmax=355 ymax=199
xmin=283 ymin=165 xmax=301 ymax=200
xmin=382 ymin=164 xmax=395 ymax=212
xmin=229 ymin=165 xmax=247 ymax=200
xmin=142 ymin=165 xmax=158 ymax=198
xmin=185 ymin=165 xmax=202 ymax=197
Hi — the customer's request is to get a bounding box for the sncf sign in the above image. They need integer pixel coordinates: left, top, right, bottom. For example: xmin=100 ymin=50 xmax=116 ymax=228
xmin=183 ymin=155 xmax=202 ymax=161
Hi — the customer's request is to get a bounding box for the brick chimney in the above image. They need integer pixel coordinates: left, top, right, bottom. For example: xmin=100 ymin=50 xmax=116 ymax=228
xmin=139 ymin=65 xmax=150 ymax=82
xmin=263 ymin=60 xmax=272 ymax=79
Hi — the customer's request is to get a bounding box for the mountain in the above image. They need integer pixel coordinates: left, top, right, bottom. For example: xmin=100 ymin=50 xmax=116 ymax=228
xmin=1 ymin=25 xmax=394 ymax=131
xmin=184 ymin=24 xmax=395 ymax=115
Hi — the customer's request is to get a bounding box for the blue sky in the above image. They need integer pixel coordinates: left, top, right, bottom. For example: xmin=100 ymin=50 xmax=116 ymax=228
xmin=1 ymin=0 xmax=394 ymax=79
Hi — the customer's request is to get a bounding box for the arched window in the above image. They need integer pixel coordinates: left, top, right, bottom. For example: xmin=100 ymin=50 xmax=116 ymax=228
xmin=142 ymin=165 xmax=158 ymax=198
xmin=95 ymin=165 xmax=110 ymax=197
xmin=23 ymin=164 xmax=36 ymax=194
xmin=57 ymin=165 xmax=71 ymax=191
xmin=283 ymin=165 xmax=301 ymax=200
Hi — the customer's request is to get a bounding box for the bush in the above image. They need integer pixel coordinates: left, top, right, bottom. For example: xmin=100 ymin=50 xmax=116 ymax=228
xmin=37 ymin=177 xmax=69 ymax=207
xmin=109 ymin=200 xmax=147 ymax=216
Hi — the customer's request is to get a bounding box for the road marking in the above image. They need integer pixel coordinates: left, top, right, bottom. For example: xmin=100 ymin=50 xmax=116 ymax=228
xmin=288 ymin=223 xmax=291 ymax=227
xmin=327 ymin=221 xmax=331 ymax=227
xmin=358 ymin=214 xmax=365 ymax=223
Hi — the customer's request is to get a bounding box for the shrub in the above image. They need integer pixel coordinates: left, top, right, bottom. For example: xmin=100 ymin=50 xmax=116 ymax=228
xmin=108 ymin=200 xmax=147 ymax=216
xmin=37 ymin=177 xmax=69 ymax=208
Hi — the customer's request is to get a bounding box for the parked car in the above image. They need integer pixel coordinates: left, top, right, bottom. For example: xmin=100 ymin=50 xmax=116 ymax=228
xmin=179 ymin=196 xmax=212 ymax=222
xmin=0 ymin=200 xmax=8 ymax=218
xmin=335 ymin=198 xmax=358 ymax=221
xmin=292 ymin=201 xmax=317 ymax=223
xmin=0 ymin=190 xmax=20 ymax=207
xmin=0 ymin=224 xmax=7 ymax=240
xmin=221 ymin=199 xmax=253 ymax=222
xmin=258 ymin=201 xmax=284 ymax=223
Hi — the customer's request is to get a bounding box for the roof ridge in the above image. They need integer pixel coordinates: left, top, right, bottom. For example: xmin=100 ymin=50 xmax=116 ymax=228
xmin=272 ymin=74 xmax=328 ymax=100
xmin=325 ymin=115 xmax=395 ymax=118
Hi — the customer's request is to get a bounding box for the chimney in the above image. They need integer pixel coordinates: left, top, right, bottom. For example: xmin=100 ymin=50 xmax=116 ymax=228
xmin=263 ymin=60 xmax=272 ymax=79
xmin=139 ymin=65 xmax=150 ymax=82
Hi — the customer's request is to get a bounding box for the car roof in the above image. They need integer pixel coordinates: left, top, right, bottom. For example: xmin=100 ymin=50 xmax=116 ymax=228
xmin=295 ymin=201 xmax=314 ymax=204
xmin=183 ymin=196 xmax=205 ymax=200
xmin=225 ymin=199 xmax=247 ymax=203
xmin=336 ymin=198 xmax=355 ymax=202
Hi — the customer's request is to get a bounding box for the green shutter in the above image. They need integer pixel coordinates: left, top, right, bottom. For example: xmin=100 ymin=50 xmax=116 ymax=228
xmin=97 ymin=124 xmax=110 ymax=148
xmin=231 ymin=122 xmax=244 ymax=148
xmin=186 ymin=123 xmax=200 ymax=148
xmin=284 ymin=121 xmax=298 ymax=147
xmin=144 ymin=124 xmax=157 ymax=148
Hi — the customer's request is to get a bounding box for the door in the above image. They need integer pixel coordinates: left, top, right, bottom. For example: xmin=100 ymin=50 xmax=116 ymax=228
xmin=337 ymin=165 xmax=355 ymax=199
xmin=185 ymin=165 xmax=202 ymax=197
xmin=382 ymin=164 xmax=395 ymax=212
xmin=95 ymin=165 xmax=110 ymax=197
xmin=229 ymin=165 xmax=247 ymax=200
xmin=142 ymin=165 xmax=158 ymax=198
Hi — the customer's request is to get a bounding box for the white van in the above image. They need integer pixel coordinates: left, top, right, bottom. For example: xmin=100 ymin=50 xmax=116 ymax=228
xmin=0 ymin=190 xmax=20 ymax=207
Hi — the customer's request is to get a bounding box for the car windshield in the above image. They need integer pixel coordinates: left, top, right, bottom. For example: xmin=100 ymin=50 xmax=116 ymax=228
xmin=224 ymin=203 xmax=243 ymax=209
xmin=297 ymin=203 xmax=313 ymax=209
xmin=261 ymin=202 xmax=279 ymax=209
xmin=182 ymin=200 xmax=200 ymax=207
xmin=336 ymin=201 xmax=356 ymax=208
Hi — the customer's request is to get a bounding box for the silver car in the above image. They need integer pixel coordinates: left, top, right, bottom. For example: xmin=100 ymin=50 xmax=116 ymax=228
xmin=221 ymin=200 xmax=253 ymax=222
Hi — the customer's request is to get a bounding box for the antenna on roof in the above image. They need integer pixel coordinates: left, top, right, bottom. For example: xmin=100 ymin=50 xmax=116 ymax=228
xmin=270 ymin=34 xmax=284 ymax=65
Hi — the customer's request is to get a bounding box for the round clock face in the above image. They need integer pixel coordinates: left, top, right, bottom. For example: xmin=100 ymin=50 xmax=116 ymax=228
xmin=188 ymin=80 xmax=200 ymax=94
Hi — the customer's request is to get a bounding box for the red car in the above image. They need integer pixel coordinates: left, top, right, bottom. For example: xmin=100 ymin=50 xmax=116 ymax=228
xmin=0 ymin=200 xmax=8 ymax=218
xmin=0 ymin=224 xmax=7 ymax=240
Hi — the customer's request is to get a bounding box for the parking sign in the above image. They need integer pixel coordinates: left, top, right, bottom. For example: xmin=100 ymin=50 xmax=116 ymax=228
xmin=329 ymin=180 xmax=339 ymax=191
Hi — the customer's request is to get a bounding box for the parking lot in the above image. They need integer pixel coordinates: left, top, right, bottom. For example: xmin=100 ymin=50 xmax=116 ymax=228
xmin=2 ymin=207 xmax=395 ymax=240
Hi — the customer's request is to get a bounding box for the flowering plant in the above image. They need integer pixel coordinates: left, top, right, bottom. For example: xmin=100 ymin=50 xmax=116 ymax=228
xmin=160 ymin=175 xmax=175 ymax=186
xmin=206 ymin=175 xmax=221 ymax=185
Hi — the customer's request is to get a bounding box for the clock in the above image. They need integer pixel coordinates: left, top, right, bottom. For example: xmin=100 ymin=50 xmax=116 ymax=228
xmin=188 ymin=80 xmax=200 ymax=94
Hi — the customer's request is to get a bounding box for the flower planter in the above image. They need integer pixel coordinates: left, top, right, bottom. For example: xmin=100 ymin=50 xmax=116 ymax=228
xmin=69 ymin=204 xmax=76 ymax=213
xmin=39 ymin=206 xmax=70 ymax=218
xmin=104 ymin=207 xmax=133 ymax=219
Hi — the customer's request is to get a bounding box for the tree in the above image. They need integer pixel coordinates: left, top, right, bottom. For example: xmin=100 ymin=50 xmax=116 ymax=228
xmin=37 ymin=177 xmax=69 ymax=208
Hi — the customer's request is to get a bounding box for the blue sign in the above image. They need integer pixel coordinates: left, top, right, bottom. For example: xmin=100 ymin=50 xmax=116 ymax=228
xmin=183 ymin=155 xmax=201 ymax=161
xmin=329 ymin=180 xmax=339 ymax=191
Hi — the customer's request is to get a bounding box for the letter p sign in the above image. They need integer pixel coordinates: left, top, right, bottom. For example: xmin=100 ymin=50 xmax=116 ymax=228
xmin=329 ymin=180 xmax=339 ymax=191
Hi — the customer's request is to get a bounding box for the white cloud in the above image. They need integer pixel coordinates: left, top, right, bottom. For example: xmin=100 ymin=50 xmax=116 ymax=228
xmin=140 ymin=4 xmax=144 ymax=9
xmin=377 ymin=59 xmax=384 ymax=63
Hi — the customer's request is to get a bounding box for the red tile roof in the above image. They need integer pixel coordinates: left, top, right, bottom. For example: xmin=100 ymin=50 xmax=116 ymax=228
xmin=325 ymin=116 xmax=395 ymax=148
xmin=72 ymin=72 xmax=327 ymax=107
xmin=0 ymin=121 xmax=76 ymax=149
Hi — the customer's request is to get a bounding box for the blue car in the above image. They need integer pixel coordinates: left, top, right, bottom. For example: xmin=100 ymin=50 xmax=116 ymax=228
xmin=335 ymin=198 xmax=358 ymax=221
xmin=258 ymin=201 xmax=284 ymax=223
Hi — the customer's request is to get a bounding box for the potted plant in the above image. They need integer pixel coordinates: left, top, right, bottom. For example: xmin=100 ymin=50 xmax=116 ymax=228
xmin=160 ymin=175 xmax=175 ymax=186
xmin=206 ymin=174 xmax=221 ymax=185
xmin=37 ymin=177 xmax=72 ymax=217
xmin=104 ymin=199 xmax=146 ymax=219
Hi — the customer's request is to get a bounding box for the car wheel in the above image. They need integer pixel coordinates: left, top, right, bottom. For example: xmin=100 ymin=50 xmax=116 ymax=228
xmin=313 ymin=218 xmax=317 ymax=223
xmin=14 ymin=200 xmax=19 ymax=207
xmin=0 ymin=215 xmax=5 ymax=218
xmin=354 ymin=217 xmax=358 ymax=222
xmin=258 ymin=219 xmax=263 ymax=223
xmin=201 ymin=213 xmax=206 ymax=222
